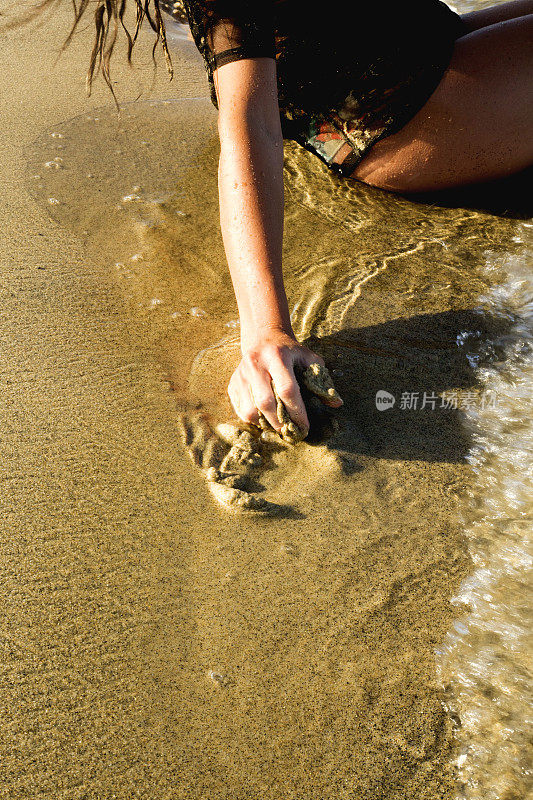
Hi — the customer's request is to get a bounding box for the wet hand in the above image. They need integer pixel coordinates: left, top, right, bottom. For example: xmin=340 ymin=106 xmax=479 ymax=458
xmin=227 ymin=328 xmax=343 ymax=436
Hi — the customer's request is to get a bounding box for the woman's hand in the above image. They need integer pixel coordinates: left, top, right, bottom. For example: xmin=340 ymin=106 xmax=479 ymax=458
xmin=215 ymin=57 xmax=341 ymax=436
xmin=227 ymin=327 xmax=342 ymax=435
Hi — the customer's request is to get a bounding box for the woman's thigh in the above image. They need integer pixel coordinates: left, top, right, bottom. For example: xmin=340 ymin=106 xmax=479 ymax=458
xmin=461 ymin=0 xmax=533 ymax=32
xmin=352 ymin=14 xmax=533 ymax=193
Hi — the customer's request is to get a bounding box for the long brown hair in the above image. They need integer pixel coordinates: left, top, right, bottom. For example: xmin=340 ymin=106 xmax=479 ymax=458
xmin=2 ymin=0 xmax=175 ymax=105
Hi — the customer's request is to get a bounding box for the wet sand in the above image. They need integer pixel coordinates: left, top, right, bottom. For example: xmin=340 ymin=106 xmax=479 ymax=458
xmin=1 ymin=4 xmax=530 ymax=798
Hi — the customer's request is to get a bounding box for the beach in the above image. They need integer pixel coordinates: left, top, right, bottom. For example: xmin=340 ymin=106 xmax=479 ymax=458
xmin=1 ymin=2 xmax=531 ymax=798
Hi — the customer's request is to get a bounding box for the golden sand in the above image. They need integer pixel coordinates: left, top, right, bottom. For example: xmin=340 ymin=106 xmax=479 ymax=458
xmin=1 ymin=5 xmax=528 ymax=797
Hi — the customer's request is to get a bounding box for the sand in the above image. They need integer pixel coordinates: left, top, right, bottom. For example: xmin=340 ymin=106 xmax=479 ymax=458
xmin=0 ymin=4 xmax=527 ymax=798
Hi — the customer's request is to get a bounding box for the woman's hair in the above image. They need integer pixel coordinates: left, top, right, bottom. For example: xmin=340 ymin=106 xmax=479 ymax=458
xmin=3 ymin=0 xmax=177 ymax=105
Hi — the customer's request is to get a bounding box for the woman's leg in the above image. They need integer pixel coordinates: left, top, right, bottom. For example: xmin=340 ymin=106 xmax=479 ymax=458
xmin=461 ymin=0 xmax=533 ymax=32
xmin=352 ymin=13 xmax=533 ymax=193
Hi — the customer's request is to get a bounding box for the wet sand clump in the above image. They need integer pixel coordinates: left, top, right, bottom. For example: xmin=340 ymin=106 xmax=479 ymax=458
xmin=258 ymin=363 xmax=341 ymax=445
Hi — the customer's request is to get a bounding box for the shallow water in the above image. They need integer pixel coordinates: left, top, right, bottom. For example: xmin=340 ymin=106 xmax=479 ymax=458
xmin=436 ymin=232 xmax=533 ymax=800
xmin=25 ymin=28 xmax=532 ymax=799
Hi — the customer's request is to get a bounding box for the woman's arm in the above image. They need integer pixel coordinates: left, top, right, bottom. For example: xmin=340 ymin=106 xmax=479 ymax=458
xmin=214 ymin=56 xmax=341 ymax=434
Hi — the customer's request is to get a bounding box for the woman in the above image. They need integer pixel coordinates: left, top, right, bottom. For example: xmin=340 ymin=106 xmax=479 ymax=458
xmin=17 ymin=0 xmax=533 ymax=435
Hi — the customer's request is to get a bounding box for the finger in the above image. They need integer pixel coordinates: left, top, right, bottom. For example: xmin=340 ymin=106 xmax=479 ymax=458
xmin=228 ymin=372 xmax=259 ymax=426
xmin=268 ymin=360 xmax=309 ymax=434
xmin=246 ymin=365 xmax=282 ymax=433
xmin=302 ymin=351 xmax=325 ymax=368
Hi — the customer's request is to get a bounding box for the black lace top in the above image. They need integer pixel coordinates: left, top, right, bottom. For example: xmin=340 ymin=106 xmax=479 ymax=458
xmin=178 ymin=0 xmax=465 ymax=176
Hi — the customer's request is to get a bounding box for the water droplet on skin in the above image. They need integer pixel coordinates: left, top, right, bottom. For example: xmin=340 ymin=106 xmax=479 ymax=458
xmin=114 ymin=262 xmax=125 ymax=269
xmin=130 ymin=253 xmax=143 ymax=262
xmin=44 ymin=161 xmax=62 ymax=169
xmin=50 ymin=132 xmax=64 ymax=138
xmin=190 ymin=307 xmax=207 ymax=318
xmin=224 ymin=319 xmax=240 ymax=328
xmin=48 ymin=197 xmax=60 ymax=205
xmin=170 ymin=311 xmax=182 ymax=319
xmin=149 ymin=298 xmax=162 ymax=309
xmin=122 ymin=193 xmax=141 ymax=203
